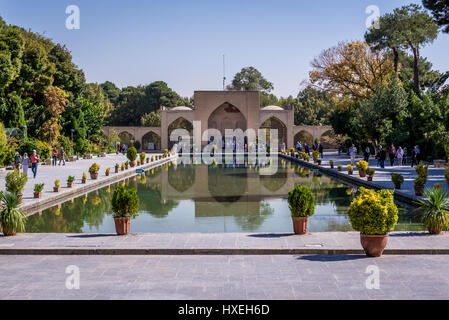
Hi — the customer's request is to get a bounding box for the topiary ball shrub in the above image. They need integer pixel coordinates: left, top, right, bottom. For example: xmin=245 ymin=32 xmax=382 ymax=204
xmin=348 ymin=187 xmax=398 ymax=235
xmin=287 ymin=185 xmax=315 ymax=217
xmin=111 ymin=185 xmax=140 ymax=218
xmin=126 ymin=147 xmax=137 ymax=161
xmin=133 ymin=140 xmax=141 ymax=151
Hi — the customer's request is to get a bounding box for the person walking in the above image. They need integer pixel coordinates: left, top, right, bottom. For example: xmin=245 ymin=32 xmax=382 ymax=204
xmin=318 ymin=143 xmax=324 ymax=159
xmin=30 ymin=150 xmax=40 ymax=178
xmin=388 ymin=144 xmax=396 ymax=167
xmin=14 ymin=152 xmax=22 ymax=170
xmin=397 ymin=146 xmax=404 ymax=166
xmin=411 ymin=146 xmax=418 ymax=167
xmin=403 ymin=147 xmax=408 ymax=165
xmin=376 ymin=145 xmax=382 ymax=167
xmin=58 ymin=147 xmax=66 ymax=166
xmin=304 ymin=143 xmax=310 ymax=156
xmin=379 ymin=146 xmax=386 ymax=168
xmin=296 ymin=141 xmax=302 ymax=153
xmin=52 ymin=147 xmax=58 ymax=166
xmin=337 ymin=143 xmax=342 ymax=156
xmin=364 ymin=146 xmax=370 ymax=162
xmin=22 ymin=153 xmax=29 ymax=176
xmin=349 ymin=144 xmax=357 ymax=166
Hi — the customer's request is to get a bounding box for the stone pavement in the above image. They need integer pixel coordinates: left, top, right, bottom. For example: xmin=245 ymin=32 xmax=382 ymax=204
xmin=1 ymin=254 xmax=449 ymax=299
xmin=319 ymin=151 xmax=448 ymax=198
xmin=0 ymin=153 xmax=172 ymax=213
xmin=1 ymin=232 xmax=448 ymax=254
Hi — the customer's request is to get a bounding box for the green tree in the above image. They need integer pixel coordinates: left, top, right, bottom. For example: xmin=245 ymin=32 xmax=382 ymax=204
xmin=423 ymin=0 xmax=449 ymax=33
xmin=294 ymin=87 xmax=333 ymax=125
xmin=0 ymin=91 xmax=27 ymax=128
xmin=140 ymin=110 xmax=161 ymax=126
xmin=227 ymin=67 xmax=274 ymax=93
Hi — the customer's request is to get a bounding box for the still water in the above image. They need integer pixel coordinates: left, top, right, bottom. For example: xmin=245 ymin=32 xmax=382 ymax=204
xmin=25 ymin=158 xmax=423 ymax=233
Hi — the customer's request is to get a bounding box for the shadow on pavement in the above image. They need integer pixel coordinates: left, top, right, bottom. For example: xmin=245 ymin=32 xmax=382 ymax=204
xmin=297 ymin=255 xmax=370 ymax=262
xmin=66 ymin=234 xmax=117 ymax=238
xmin=248 ymin=233 xmax=295 ymax=238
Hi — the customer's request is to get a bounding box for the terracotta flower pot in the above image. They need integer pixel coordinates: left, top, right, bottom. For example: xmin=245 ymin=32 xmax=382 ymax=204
xmin=67 ymin=182 xmax=74 ymax=188
xmin=146 ymin=159 xmax=149 ymax=163
xmin=360 ymin=233 xmax=388 ymax=257
xmin=414 ymin=185 xmax=424 ymax=196
xmin=394 ymin=184 xmax=401 ymax=189
xmin=82 ymin=179 xmax=86 ymax=184
xmin=90 ymin=172 xmax=99 ymax=180
xmin=34 ymin=192 xmax=42 ymax=199
xmin=359 ymin=171 xmax=366 ymax=178
xmin=367 ymin=176 xmax=373 ymax=181
xmin=114 ymin=217 xmax=131 ymax=235
xmin=17 ymin=194 xmax=23 ymax=204
xmin=121 ymin=167 xmax=124 ymax=171
xmin=348 ymin=171 xmax=353 ymax=175
xmin=1 ymin=223 xmax=16 ymax=236
xmin=292 ymin=216 xmax=309 ymax=235
xmin=53 ymin=187 xmax=61 ymax=193
xmin=338 ymin=168 xmax=342 ymax=172
xmin=330 ymin=165 xmax=334 ymax=169
xmin=115 ymin=168 xmax=119 ymax=173
xmin=130 ymin=161 xmax=136 ymax=168
xmin=106 ymin=172 xmax=110 ymax=176
xmin=125 ymin=165 xmax=129 ymax=170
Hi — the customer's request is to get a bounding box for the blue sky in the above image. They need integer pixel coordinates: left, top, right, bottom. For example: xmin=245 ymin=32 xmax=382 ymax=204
xmin=1 ymin=0 xmax=448 ymax=97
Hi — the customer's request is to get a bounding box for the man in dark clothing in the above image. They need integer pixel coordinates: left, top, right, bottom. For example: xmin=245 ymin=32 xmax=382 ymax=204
xmin=379 ymin=147 xmax=386 ymax=168
xmin=411 ymin=146 xmax=418 ymax=167
xmin=318 ymin=143 xmax=324 ymax=159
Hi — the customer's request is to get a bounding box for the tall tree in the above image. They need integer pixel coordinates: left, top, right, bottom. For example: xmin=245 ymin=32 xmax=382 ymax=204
xmin=423 ymin=0 xmax=449 ymax=33
xmin=309 ymin=41 xmax=394 ymax=101
xmin=227 ymin=67 xmax=274 ymax=93
xmin=40 ymin=86 xmax=68 ymax=141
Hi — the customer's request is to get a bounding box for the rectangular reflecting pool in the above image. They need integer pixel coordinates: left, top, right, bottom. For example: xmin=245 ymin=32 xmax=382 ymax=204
xmin=25 ymin=157 xmax=424 ymax=233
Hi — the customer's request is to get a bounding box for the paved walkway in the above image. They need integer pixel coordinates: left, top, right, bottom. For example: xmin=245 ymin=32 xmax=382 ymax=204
xmin=1 ymin=232 xmax=448 ymax=254
xmin=311 ymin=151 xmax=447 ymax=198
xmin=0 ymin=153 xmax=169 ymax=213
xmin=1 ymin=254 xmax=448 ymax=299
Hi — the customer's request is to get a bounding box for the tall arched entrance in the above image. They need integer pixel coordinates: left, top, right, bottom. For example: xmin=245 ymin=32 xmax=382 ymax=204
xmin=294 ymin=130 xmax=313 ymax=145
xmin=118 ymin=131 xmax=134 ymax=146
xmin=260 ymin=117 xmax=287 ymax=148
xmin=142 ymin=131 xmax=161 ymax=151
xmin=168 ymin=117 xmax=193 ymax=149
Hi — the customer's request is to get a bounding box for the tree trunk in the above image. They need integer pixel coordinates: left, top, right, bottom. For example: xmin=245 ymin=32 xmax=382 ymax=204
xmin=412 ymin=46 xmax=420 ymax=95
xmin=393 ymin=48 xmax=399 ymax=75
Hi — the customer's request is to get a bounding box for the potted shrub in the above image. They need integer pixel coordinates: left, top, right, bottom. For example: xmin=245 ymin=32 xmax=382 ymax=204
xmin=0 ymin=192 xmax=27 ymax=236
xmin=164 ymin=149 xmax=169 ymax=157
xmin=67 ymin=176 xmax=75 ymax=188
xmin=146 ymin=157 xmax=149 ymax=163
xmin=151 ymin=155 xmax=154 ymax=162
xmin=312 ymin=150 xmax=320 ymax=164
xmin=356 ymin=160 xmax=368 ymax=178
xmin=81 ymin=172 xmax=87 ymax=184
xmin=105 ymin=168 xmax=111 ymax=176
xmin=111 ymin=185 xmax=139 ymax=235
xmin=34 ymin=183 xmax=45 ymax=199
xmin=54 ymin=179 xmax=61 ymax=192
xmin=89 ymin=163 xmax=100 ymax=180
xmin=416 ymin=187 xmax=449 ymax=234
xmin=329 ymin=160 xmax=334 ymax=169
xmin=337 ymin=164 xmax=342 ymax=172
xmin=137 ymin=159 xmax=141 ymax=166
xmin=366 ymin=168 xmax=375 ymax=181
xmin=127 ymin=147 xmax=138 ymax=167
xmin=121 ymin=163 xmax=125 ymax=171
xmin=288 ymin=185 xmax=315 ymax=235
xmin=390 ymin=173 xmax=404 ymax=189
xmin=5 ymin=169 xmax=28 ymax=204
xmin=347 ymin=164 xmax=353 ymax=175
xmin=347 ymin=187 xmax=398 ymax=257
xmin=125 ymin=161 xmax=129 ymax=170
xmin=140 ymin=152 xmax=146 ymax=165
xmin=115 ymin=163 xmax=119 ymax=173
xmin=290 ymin=148 xmax=295 ymax=157
xmin=414 ymin=162 xmax=428 ymax=196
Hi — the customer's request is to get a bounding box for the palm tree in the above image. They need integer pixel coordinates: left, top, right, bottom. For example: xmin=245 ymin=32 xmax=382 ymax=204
xmin=416 ymin=188 xmax=449 ymax=234
xmin=0 ymin=192 xmax=27 ymax=236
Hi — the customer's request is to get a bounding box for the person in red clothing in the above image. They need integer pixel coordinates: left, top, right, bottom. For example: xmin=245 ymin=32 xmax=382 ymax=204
xmin=30 ymin=149 xmax=40 ymax=178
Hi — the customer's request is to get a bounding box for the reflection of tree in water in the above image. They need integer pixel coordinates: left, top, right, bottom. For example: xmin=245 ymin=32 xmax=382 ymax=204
xmin=208 ymin=166 xmax=247 ymax=203
xmin=168 ymin=164 xmax=195 ymax=192
xmin=233 ymin=201 xmax=274 ymax=231
xmin=25 ymin=187 xmax=113 ymax=233
xmin=138 ymin=183 xmax=179 ymax=218
xmin=260 ymin=169 xmax=287 ymax=192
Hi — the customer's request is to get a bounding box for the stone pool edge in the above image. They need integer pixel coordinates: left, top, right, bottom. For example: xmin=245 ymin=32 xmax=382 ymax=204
xmin=20 ymin=155 xmax=178 ymax=215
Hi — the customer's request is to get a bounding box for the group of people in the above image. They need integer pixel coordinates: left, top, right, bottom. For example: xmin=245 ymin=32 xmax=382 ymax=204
xmin=51 ymin=147 xmax=67 ymax=166
xmin=13 ymin=150 xmax=40 ymax=178
xmin=347 ymin=143 xmax=421 ymax=168
xmin=295 ymin=141 xmax=324 ymax=158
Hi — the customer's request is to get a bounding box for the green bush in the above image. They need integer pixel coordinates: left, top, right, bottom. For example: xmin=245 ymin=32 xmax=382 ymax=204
xmin=133 ymin=140 xmax=141 ymax=151
xmin=390 ymin=173 xmax=404 ymax=185
xmin=356 ymin=160 xmax=368 ymax=172
xmin=67 ymin=176 xmax=75 ymax=183
xmin=34 ymin=183 xmax=45 ymax=192
xmin=88 ymin=163 xmax=100 ymax=174
xmin=366 ymin=168 xmax=375 ymax=177
xmin=416 ymin=188 xmax=449 ymax=233
xmin=74 ymin=138 xmax=88 ymax=156
xmin=414 ymin=162 xmax=428 ymax=186
xmin=312 ymin=150 xmax=320 ymax=160
xmin=140 ymin=152 xmax=146 ymax=163
xmin=348 ymin=187 xmax=398 ymax=235
xmin=5 ymin=170 xmax=28 ymax=194
xmin=288 ymin=185 xmax=315 ymax=217
xmin=0 ymin=192 xmax=27 ymax=234
xmin=111 ymin=185 xmax=140 ymax=218
xmin=127 ymin=147 xmax=137 ymax=161
xmin=18 ymin=139 xmax=51 ymax=160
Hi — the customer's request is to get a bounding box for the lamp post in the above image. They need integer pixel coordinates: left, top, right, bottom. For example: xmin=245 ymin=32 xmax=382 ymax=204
xmin=71 ymin=129 xmax=74 ymax=142
xmin=49 ymin=128 xmax=53 ymax=146
xmin=22 ymin=125 xmax=27 ymax=141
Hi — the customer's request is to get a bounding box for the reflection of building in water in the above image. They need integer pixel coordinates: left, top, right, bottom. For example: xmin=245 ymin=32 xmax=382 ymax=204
xmin=102 ymin=91 xmax=334 ymax=151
